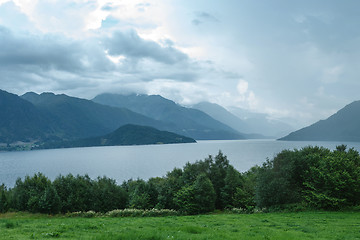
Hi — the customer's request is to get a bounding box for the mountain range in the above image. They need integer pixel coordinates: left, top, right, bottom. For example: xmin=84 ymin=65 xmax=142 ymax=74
xmin=279 ymin=100 xmax=360 ymax=142
xmin=92 ymin=93 xmax=245 ymax=140
xmin=193 ymin=102 xmax=294 ymax=138
xmin=0 ymin=89 xmax=245 ymax=150
xmin=2 ymin=88 xmax=360 ymax=147
xmin=21 ymin=92 xmax=169 ymax=141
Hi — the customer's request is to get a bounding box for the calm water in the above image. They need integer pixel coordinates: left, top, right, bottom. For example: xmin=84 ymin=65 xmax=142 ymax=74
xmin=1 ymin=140 xmax=360 ymax=187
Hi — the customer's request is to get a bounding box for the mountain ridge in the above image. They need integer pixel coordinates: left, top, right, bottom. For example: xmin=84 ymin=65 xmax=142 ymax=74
xmin=279 ymin=100 xmax=360 ymax=142
xmin=92 ymin=93 xmax=246 ymax=140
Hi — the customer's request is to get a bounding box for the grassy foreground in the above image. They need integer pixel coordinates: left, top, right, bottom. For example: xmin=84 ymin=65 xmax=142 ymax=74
xmin=0 ymin=211 xmax=359 ymax=240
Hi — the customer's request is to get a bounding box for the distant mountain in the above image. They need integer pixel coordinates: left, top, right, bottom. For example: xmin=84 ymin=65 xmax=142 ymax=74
xmin=279 ymin=101 xmax=360 ymax=142
xmin=36 ymin=124 xmax=196 ymax=149
xmin=92 ymin=93 xmax=245 ymax=140
xmin=192 ymin=102 xmax=267 ymax=139
xmin=22 ymin=92 xmax=170 ymax=141
xmin=0 ymin=89 xmax=57 ymax=143
xmin=228 ymin=107 xmax=294 ymax=138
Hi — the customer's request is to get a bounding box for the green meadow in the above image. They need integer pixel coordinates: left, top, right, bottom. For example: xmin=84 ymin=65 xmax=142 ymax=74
xmin=1 ymin=211 xmax=359 ymax=240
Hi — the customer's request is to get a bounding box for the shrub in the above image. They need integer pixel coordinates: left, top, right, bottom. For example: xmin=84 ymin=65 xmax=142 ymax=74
xmin=105 ymin=208 xmax=179 ymax=217
xmin=66 ymin=210 xmax=99 ymax=218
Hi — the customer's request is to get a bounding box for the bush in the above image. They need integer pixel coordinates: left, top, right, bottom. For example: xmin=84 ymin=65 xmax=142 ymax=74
xmin=66 ymin=210 xmax=99 ymax=218
xmin=105 ymin=208 xmax=179 ymax=217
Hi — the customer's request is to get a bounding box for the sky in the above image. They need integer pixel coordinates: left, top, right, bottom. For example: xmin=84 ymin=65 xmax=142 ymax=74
xmin=0 ymin=0 xmax=359 ymax=128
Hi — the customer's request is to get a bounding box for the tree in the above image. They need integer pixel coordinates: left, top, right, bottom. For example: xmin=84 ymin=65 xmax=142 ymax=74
xmin=12 ymin=173 xmax=57 ymax=213
xmin=156 ymin=168 xmax=183 ymax=209
xmin=0 ymin=184 xmax=9 ymax=213
xmin=38 ymin=185 xmax=61 ymax=214
xmin=174 ymin=174 xmax=215 ymax=214
xmin=255 ymin=147 xmax=330 ymax=208
xmin=92 ymin=176 xmax=128 ymax=212
xmin=220 ymin=165 xmax=243 ymax=208
xmin=303 ymin=147 xmax=360 ymax=209
xmin=126 ymin=179 xmax=155 ymax=209
xmin=53 ymin=174 xmax=94 ymax=213
xmin=209 ymin=151 xmax=230 ymax=209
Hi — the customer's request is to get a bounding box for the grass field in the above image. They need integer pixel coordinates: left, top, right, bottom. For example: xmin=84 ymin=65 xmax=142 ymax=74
xmin=1 ymin=211 xmax=359 ymax=240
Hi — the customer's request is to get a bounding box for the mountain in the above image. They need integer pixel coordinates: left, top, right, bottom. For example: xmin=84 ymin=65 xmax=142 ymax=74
xmin=192 ymin=102 xmax=266 ymax=138
xmin=21 ymin=92 xmax=171 ymax=141
xmin=0 ymin=89 xmax=58 ymax=143
xmin=228 ymin=107 xmax=294 ymax=138
xmin=92 ymin=93 xmax=245 ymax=140
xmin=36 ymin=124 xmax=196 ymax=149
xmin=279 ymin=101 xmax=360 ymax=142
xmin=193 ymin=102 xmax=293 ymax=138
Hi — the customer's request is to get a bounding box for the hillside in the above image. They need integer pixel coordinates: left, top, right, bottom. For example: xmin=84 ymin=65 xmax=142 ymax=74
xmin=21 ymin=92 xmax=171 ymax=141
xmin=0 ymin=90 xmax=58 ymax=143
xmin=37 ymin=124 xmax=196 ymax=149
xmin=92 ymin=93 xmax=245 ymax=140
xmin=279 ymin=100 xmax=360 ymax=141
xmin=193 ymin=102 xmax=270 ymax=139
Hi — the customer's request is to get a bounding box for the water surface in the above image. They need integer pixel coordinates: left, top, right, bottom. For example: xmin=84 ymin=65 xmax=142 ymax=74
xmin=1 ymin=140 xmax=360 ymax=187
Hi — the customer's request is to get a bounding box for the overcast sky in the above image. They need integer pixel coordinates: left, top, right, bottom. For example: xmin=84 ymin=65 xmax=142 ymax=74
xmin=1 ymin=0 xmax=359 ymax=128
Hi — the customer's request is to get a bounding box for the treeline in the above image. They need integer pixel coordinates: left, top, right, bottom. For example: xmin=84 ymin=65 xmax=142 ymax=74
xmin=1 ymin=146 xmax=360 ymax=215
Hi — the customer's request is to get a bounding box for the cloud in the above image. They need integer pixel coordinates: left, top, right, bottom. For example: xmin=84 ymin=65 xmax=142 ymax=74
xmin=0 ymin=24 xmax=118 ymax=96
xmin=237 ymin=80 xmax=248 ymax=95
xmin=102 ymin=29 xmax=188 ymax=64
xmin=321 ymin=65 xmax=343 ymax=83
xmin=0 ymin=26 xmax=113 ymax=72
xmin=192 ymin=11 xmax=219 ymax=25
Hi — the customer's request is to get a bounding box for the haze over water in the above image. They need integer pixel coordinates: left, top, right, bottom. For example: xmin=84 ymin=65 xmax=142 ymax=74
xmin=2 ymin=140 xmax=360 ymax=187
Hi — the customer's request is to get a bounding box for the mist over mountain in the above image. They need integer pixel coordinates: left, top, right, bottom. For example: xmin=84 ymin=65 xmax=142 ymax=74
xmin=227 ymin=106 xmax=294 ymax=138
xmin=192 ymin=102 xmax=293 ymax=138
xmin=279 ymin=101 xmax=360 ymax=142
xmin=92 ymin=93 xmax=245 ymax=140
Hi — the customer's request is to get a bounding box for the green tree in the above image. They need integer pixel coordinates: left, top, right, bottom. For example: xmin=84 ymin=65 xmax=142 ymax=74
xmin=303 ymin=147 xmax=360 ymax=209
xmin=255 ymin=147 xmax=330 ymax=208
xmin=0 ymin=184 xmax=9 ymax=213
xmin=209 ymin=151 xmax=230 ymax=209
xmin=92 ymin=176 xmax=128 ymax=212
xmin=220 ymin=165 xmax=243 ymax=208
xmin=125 ymin=179 xmax=155 ymax=209
xmin=53 ymin=174 xmax=94 ymax=213
xmin=174 ymin=174 xmax=216 ymax=214
xmin=156 ymin=168 xmax=183 ymax=209
xmin=10 ymin=173 xmax=63 ymax=214
xmin=236 ymin=166 xmax=259 ymax=209
xmin=38 ymin=185 xmax=61 ymax=214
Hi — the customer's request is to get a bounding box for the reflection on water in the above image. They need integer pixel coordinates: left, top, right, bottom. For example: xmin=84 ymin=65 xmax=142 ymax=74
xmin=1 ymin=140 xmax=360 ymax=187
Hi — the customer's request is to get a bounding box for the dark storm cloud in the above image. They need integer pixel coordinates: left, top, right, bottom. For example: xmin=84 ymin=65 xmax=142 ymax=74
xmin=102 ymin=30 xmax=189 ymax=64
xmin=0 ymin=25 xmax=114 ymax=73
